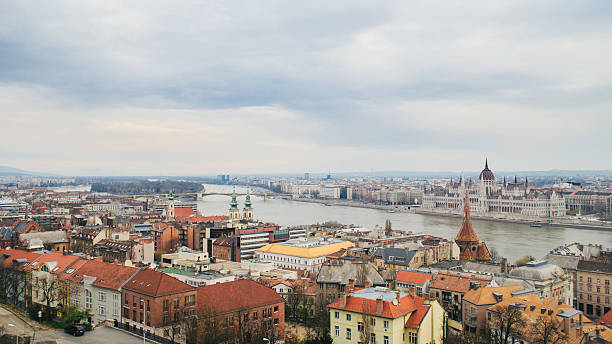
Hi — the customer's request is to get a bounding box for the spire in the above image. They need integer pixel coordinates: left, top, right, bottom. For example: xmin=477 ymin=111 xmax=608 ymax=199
xmin=503 ymin=176 xmax=506 ymax=186
xmin=525 ymin=177 xmax=528 ymax=186
xmin=244 ymin=188 xmax=252 ymax=209
xmin=230 ymin=187 xmax=238 ymax=209
xmin=455 ymin=190 xmax=479 ymax=243
xmin=514 ymin=176 xmax=518 ymax=184
xmin=485 ymin=157 xmax=489 ymax=169
xmin=168 ymin=190 xmax=174 ymax=201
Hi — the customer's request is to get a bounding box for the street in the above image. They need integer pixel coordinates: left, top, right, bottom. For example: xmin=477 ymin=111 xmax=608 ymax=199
xmin=0 ymin=306 xmax=145 ymax=344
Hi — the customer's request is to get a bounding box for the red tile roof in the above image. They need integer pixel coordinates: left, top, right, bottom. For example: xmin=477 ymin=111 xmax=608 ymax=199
xmin=455 ymin=191 xmax=479 ymax=243
xmin=123 ymin=269 xmax=195 ymax=297
xmin=397 ymin=271 xmax=432 ymax=285
xmin=25 ymin=251 xmax=82 ymax=274
xmin=405 ymin=297 xmax=430 ymax=328
xmin=62 ymin=260 xmax=140 ymax=291
xmin=196 ymin=279 xmax=283 ymax=315
xmin=430 ymin=273 xmax=492 ymax=294
xmin=174 ymin=207 xmax=195 ymax=219
xmin=328 ymin=291 xmax=417 ymax=319
xmin=600 ymin=310 xmax=612 ymax=326
xmin=0 ymin=248 xmax=43 ymax=269
xmin=185 ymin=216 xmax=229 ymax=223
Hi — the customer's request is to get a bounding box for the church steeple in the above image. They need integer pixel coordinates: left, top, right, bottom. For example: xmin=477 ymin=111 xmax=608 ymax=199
xmin=230 ymin=187 xmax=238 ymax=209
xmin=243 ymin=188 xmax=253 ymax=221
xmin=455 ymin=190 xmax=479 ymax=244
xmin=244 ymin=188 xmax=252 ymax=209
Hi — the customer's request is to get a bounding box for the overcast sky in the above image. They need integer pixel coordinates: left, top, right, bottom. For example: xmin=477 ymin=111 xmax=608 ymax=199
xmin=1 ymin=1 xmax=611 ymax=176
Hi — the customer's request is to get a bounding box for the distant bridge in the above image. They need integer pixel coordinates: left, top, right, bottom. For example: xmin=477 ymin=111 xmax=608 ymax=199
xmin=112 ymin=192 xmax=292 ymax=200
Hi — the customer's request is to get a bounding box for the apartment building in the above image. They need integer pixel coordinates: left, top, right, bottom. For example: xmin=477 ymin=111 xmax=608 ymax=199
xmin=577 ymin=260 xmax=612 ymax=318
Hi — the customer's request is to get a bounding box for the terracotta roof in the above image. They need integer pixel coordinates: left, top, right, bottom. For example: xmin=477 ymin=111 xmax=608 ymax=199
xmin=62 ymin=259 xmax=140 ymax=291
xmin=396 ymin=271 xmax=432 ymax=286
xmin=476 ymin=242 xmax=492 ymax=261
xmin=463 ymin=285 xmax=525 ymax=305
xmin=0 ymin=248 xmax=43 ymax=269
xmin=25 ymin=251 xmax=83 ymax=274
xmin=196 ymin=279 xmax=283 ymax=315
xmin=185 ymin=215 xmax=229 ymax=223
xmin=123 ymin=269 xmax=195 ymax=297
xmin=455 ymin=191 xmax=479 ymax=243
xmin=328 ymin=289 xmax=417 ymax=319
xmin=430 ymin=273 xmax=492 ymax=293
xmin=405 ymin=297 xmax=430 ymax=328
xmin=599 ymin=309 xmax=612 ymax=326
xmin=174 ymin=207 xmax=195 ymax=220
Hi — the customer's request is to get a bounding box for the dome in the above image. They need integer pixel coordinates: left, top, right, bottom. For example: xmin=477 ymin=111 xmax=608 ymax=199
xmin=479 ymin=159 xmax=495 ymax=181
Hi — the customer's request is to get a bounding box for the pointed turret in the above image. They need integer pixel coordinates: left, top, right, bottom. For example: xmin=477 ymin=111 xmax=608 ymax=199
xmin=230 ymin=187 xmax=238 ymax=209
xmin=514 ymin=176 xmax=518 ymax=184
xmin=455 ymin=190 xmax=479 ymax=244
xmin=244 ymin=188 xmax=252 ymax=209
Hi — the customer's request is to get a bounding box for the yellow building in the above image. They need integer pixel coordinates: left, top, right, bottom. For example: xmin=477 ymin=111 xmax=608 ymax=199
xmin=328 ymin=286 xmax=446 ymax=344
xmin=255 ymin=237 xmax=354 ymax=272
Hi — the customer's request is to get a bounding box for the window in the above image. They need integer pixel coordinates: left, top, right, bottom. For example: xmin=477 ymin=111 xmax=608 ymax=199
xmin=85 ymin=289 xmax=92 ymax=309
xmin=335 ymin=311 xmax=339 ymax=319
xmin=588 ymin=277 xmax=593 ymax=283
xmin=383 ymin=320 xmax=389 ymax=329
xmin=98 ymin=305 xmax=106 ymax=316
xmin=98 ymin=291 xmax=106 ymax=302
xmin=371 ymin=333 xmax=376 ymax=344
xmin=124 ymin=293 xmax=128 ymax=304
xmin=253 ymin=311 xmax=258 ymax=319
xmin=174 ymin=298 xmax=179 ymax=307
xmin=598 ymin=279 xmax=601 ymax=284
xmin=244 ymin=313 xmax=249 ymax=322
xmin=606 ymin=280 xmax=610 ymax=286
xmin=347 ymin=314 xmax=352 ymax=321
xmin=163 ymin=299 xmax=169 ymax=311
xmin=580 ymin=276 xmax=583 ymax=282
xmin=346 ymin=328 xmax=352 ymax=340
xmin=358 ymin=322 xmax=364 ymax=332
xmin=409 ymin=332 xmax=418 ymax=344
xmin=113 ymin=294 xmax=119 ymax=316
xmin=384 ymin=335 xmax=390 ymax=344
xmin=274 ymin=318 xmax=278 ymax=325
xmin=371 ymin=318 xmax=376 ymax=327
xmin=274 ymin=306 xmax=278 ymax=312
xmin=606 ymin=297 xmax=610 ymax=304
xmin=334 ymin=326 xmax=339 ymax=337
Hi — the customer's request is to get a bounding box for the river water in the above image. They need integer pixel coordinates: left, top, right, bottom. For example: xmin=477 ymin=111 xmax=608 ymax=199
xmin=196 ymin=184 xmax=612 ymax=262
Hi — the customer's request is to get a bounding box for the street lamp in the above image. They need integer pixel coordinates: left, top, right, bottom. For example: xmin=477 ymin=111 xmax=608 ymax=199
xmin=7 ymin=323 xmax=19 ymax=344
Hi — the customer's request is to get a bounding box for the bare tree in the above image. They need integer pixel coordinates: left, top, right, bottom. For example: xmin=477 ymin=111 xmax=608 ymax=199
xmin=189 ymin=305 xmax=232 ymax=344
xmin=531 ymin=316 xmax=568 ymax=344
xmin=0 ymin=265 xmax=26 ymax=308
xmin=384 ymin=219 xmax=392 ymax=237
xmin=489 ymin=304 xmax=527 ymax=344
xmin=355 ymin=259 xmax=369 ymax=287
xmin=359 ymin=303 xmax=373 ymax=344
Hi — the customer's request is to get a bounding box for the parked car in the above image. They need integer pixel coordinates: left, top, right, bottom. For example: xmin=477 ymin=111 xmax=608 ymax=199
xmin=64 ymin=325 xmax=85 ymax=336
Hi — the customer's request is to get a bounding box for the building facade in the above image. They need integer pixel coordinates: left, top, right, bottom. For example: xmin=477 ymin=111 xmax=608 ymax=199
xmin=577 ymin=260 xmax=612 ymax=318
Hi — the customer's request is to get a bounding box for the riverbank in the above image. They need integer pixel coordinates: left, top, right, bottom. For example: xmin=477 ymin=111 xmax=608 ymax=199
xmin=415 ymin=209 xmax=612 ymax=231
xmin=290 ymin=197 xmax=612 ymax=231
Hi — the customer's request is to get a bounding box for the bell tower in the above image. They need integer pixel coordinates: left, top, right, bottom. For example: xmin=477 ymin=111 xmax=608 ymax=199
xmin=167 ymin=190 xmax=175 ymax=220
xmin=243 ymin=188 xmax=253 ymax=221
xmin=229 ymin=187 xmax=241 ymax=222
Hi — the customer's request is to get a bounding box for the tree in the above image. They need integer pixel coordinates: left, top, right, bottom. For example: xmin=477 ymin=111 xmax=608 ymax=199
xmin=0 ymin=264 xmax=27 ymax=308
xmin=355 ymin=259 xmax=369 ymax=287
xmin=286 ymin=284 xmax=304 ymax=322
xmin=531 ymin=316 xmax=568 ymax=344
xmin=384 ymin=219 xmax=392 ymax=237
xmin=188 ymin=305 xmax=232 ymax=344
xmin=489 ymin=304 xmax=527 ymax=344
xmin=34 ymin=274 xmax=62 ymax=318
xmin=359 ymin=303 xmax=373 ymax=344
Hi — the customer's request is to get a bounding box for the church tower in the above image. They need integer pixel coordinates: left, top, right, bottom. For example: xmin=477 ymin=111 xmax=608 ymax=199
xmin=243 ymin=188 xmax=253 ymax=221
xmin=455 ymin=190 xmax=492 ymax=262
xmin=167 ymin=190 xmax=175 ymax=221
xmin=229 ymin=187 xmax=241 ymax=222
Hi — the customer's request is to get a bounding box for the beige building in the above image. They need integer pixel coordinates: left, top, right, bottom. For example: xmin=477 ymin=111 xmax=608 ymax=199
xmin=576 ymin=260 xmax=612 ymax=318
xmin=329 ymin=286 xmax=446 ymax=344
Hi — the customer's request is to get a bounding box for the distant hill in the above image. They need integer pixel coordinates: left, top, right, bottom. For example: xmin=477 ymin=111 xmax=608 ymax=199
xmin=0 ymin=165 xmax=51 ymax=176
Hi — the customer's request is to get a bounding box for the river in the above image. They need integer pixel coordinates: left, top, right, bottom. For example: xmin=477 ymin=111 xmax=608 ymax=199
xmin=196 ymin=184 xmax=612 ymax=262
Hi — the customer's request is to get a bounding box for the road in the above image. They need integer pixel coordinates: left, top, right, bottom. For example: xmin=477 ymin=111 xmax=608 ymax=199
xmin=0 ymin=306 xmax=145 ymax=344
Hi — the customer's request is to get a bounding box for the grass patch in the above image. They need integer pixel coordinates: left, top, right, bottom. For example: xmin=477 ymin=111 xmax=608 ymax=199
xmin=601 ymin=218 xmax=612 ymax=222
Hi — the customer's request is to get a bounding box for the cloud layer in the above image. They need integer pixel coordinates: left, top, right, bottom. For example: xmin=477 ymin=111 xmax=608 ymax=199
xmin=1 ymin=1 xmax=611 ymax=175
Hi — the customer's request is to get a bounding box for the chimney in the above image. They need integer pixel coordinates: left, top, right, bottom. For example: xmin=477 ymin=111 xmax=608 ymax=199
xmin=348 ymin=278 xmax=355 ymax=292
xmin=376 ymin=297 xmax=383 ymax=314
xmin=340 ymin=292 xmax=347 ymax=307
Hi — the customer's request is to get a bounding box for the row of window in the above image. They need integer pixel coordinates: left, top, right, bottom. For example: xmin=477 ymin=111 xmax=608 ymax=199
xmin=333 ymin=326 xmax=417 ymax=344
xmin=579 ymin=276 xmax=610 ymax=285
xmin=579 ymin=284 xmax=611 ymax=294
xmin=579 ymin=294 xmax=611 ymax=304
xmin=334 ymin=311 xmax=389 ymax=328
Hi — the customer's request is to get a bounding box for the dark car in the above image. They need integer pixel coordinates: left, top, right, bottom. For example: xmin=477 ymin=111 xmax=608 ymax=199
xmin=64 ymin=325 xmax=85 ymax=336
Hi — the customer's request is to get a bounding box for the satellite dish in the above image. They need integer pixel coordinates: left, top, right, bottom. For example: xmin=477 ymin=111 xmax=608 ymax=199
xmin=392 ymin=299 xmax=398 ymax=306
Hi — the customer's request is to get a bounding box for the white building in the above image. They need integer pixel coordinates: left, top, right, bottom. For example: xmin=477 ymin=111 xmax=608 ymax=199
xmin=422 ymin=159 xmax=566 ymax=218
xmin=255 ymin=237 xmax=354 ymax=272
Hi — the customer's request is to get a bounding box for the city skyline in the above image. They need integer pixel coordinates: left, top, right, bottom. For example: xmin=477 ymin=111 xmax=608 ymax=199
xmin=1 ymin=1 xmax=612 ymax=175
